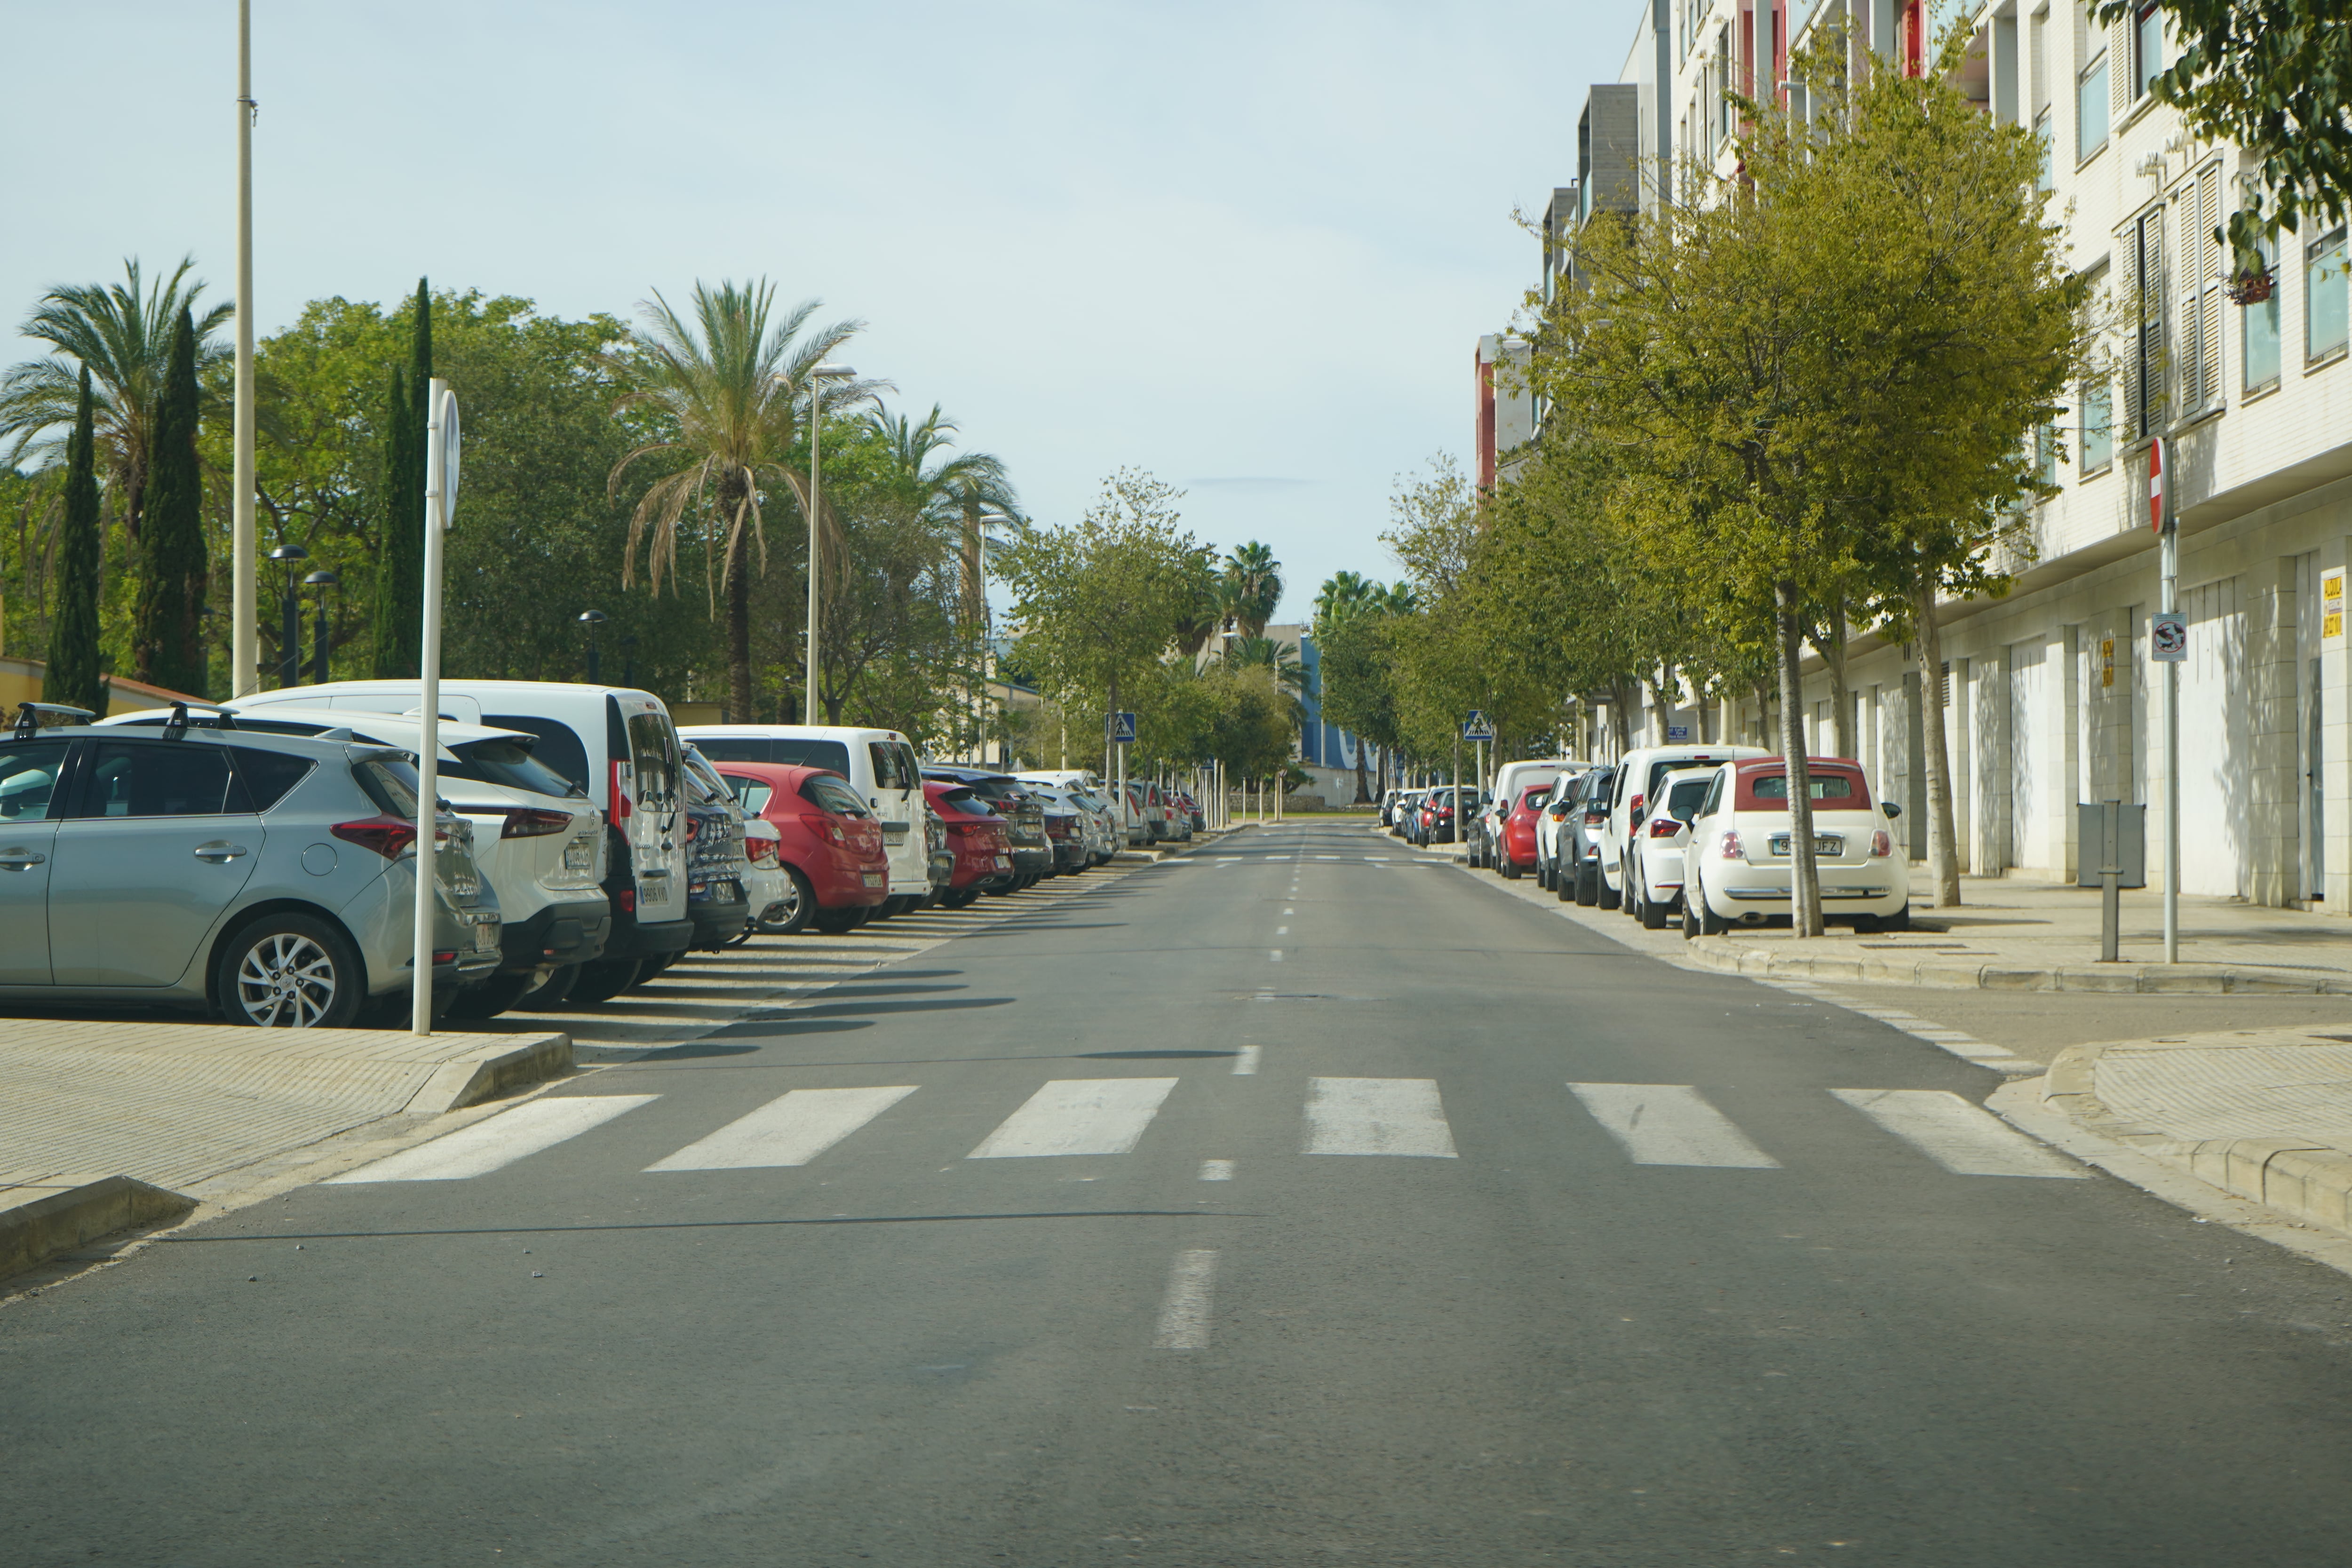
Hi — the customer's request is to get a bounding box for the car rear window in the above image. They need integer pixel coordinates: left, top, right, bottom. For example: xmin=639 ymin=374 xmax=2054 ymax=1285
xmin=1740 ymin=768 xmax=1870 ymax=809
xmin=727 ymin=778 xmax=774 ymax=815
xmin=937 ymin=787 xmax=993 ymax=816
xmin=627 ymin=712 xmax=680 ymax=808
xmin=230 ymin=748 xmax=316 ymax=811
xmin=445 ymin=738 xmax=583 ymax=798
xmin=801 ymin=774 xmax=869 ymax=816
xmin=695 ymin=736 xmax=854 ymax=775
xmin=1661 ymin=778 xmax=1713 ymax=821
xmin=354 ymin=755 xmax=422 ymax=816
xmin=484 ymin=715 xmax=589 ymax=790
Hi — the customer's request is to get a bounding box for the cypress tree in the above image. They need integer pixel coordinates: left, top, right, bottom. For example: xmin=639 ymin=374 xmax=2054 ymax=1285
xmin=371 ymin=279 xmax=431 ymax=677
xmin=46 ymin=367 xmax=105 ymax=715
xmin=134 ymin=306 xmax=208 ymax=696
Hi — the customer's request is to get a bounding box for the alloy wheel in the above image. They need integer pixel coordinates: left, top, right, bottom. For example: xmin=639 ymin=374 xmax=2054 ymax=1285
xmin=235 ymin=932 xmax=339 ymax=1027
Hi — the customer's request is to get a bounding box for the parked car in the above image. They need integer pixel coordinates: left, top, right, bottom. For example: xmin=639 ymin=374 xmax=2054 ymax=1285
xmin=682 ymin=725 xmax=930 ymax=918
xmin=1682 ymin=756 xmax=1909 ymax=935
xmin=1599 ymin=745 xmax=1770 ymax=910
xmin=1175 ymin=790 xmax=1205 ymax=832
xmin=1379 ymin=788 xmax=1405 ymax=828
xmin=739 ymin=816 xmax=790 ymax=935
xmin=0 ymin=703 xmax=498 ymax=1027
xmin=227 ymin=680 xmax=695 ymax=1006
xmin=924 ymin=802 xmax=955 ymax=901
xmin=1624 ymin=766 xmax=1721 ymax=929
xmin=1025 ymin=783 xmax=1093 ymax=874
xmin=1533 ymin=772 xmax=1583 ymax=890
xmin=102 ymin=703 xmax=608 ymax=1019
xmin=1473 ymin=758 xmax=1577 ymax=867
xmin=679 ymin=746 xmax=752 ymax=948
xmin=1018 ymin=775 xmax=1117 ymax=867
xmin=1391 ymin=789 xmax=1423 ymax=840
xmin=1560 ymin=766 xmax=1619 ymax=906
xmin=1494 ymin=782 xmax=1555 ymax=880
xmin=1423 ymin=785 xmax=1481 ymax=845
xmin=711 ymin=761 xmax=890 ymax=934
xmin=926 ymin=778 xmax=1014 ymax=907
xmin=1067 ymin=788 xmax=1122 ymax=864
xmin=924 ymin=767 xmax=1052 ymax=885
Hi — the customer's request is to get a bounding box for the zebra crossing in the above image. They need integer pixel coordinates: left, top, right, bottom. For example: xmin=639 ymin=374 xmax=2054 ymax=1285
xmin=323 ymin=1074 xmax=2086 ymax=1186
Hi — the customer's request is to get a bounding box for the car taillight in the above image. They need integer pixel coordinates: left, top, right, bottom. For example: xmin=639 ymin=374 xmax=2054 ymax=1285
xmin=333 ymin=816 xmax=419 ymax=860
xmin=503 ymin=808 xmax=572 ymax=838
xmin=801 ymin=812 xmax=846 ymax=845
xmin=1719 ymin=828 xmax=1746 ymax=861
xmin=1629 ymin=793 xmax=1644 ymax=816
xmin=608 ymin=760 xmax=632 ymax=822
xmin=616 ymin=887 xmax=636 ymax=913
xmin=1870 ymin=829 xmax=1892 ymax=858
xmin=1583 ymin=812 xmax=1606 ymax=828
xmin=747 ymin=836 xmax=779 ymax=867
xmin=1648 ymin=816 xmax=1681 ymax=838
xmin=683 ymin=815 xmax=700 ymax=842
xmin=430 ymin=948 xmax=459 ymax=965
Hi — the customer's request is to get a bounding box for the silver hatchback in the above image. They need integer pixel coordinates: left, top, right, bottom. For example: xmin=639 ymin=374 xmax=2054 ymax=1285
xmin=0 ymin=704 xmax=500 ymax=1027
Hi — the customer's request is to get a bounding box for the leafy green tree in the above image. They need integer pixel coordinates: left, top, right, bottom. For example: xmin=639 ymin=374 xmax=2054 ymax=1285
xmin=2093 ymin=0 xmax=2350 ymax=277
xmin=132 ymin=307 xmax=207 ymax=695
xmin=605 ymin=279 xmax=867 ymax=721
xmin=1313 ymin=570 xmax=1390 ymax=801
xmin=46 ymin=369 xmax=103 ymax=714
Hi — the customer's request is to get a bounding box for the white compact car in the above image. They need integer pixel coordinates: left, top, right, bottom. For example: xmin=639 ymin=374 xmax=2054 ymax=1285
xmin=739 ymin=816 xmax=790 ymax=933
xmin=1598 ymin=744 xmax=1769 ymax=907
xmin=1623 ymin=766 xmax=1719 ymax=929
xmin=683 ymin=724 xmax=928 ymax=915
xmin=1680 ymin=756 xmax=1910 ymax=935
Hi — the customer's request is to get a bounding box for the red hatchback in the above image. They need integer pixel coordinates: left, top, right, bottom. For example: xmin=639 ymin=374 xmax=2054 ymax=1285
xmin=926 ymin=778 xmax=1013 ymax=908
xmin=714 ymin=763 xmax=888 ymax=934
xmin=1498 ymin=783 xmax=1550 ymax=878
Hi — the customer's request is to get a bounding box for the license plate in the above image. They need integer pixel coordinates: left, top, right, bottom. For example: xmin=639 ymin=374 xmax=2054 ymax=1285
xmin=473 ymin=919 xmax=500 ymax=952
xmin=862 ymin=871 xmax=886 ymax=888
xmin=1770 ymin=836 xmax=1843 ymax=856
xmin=563 ymin=839 xmax=595 ymax=871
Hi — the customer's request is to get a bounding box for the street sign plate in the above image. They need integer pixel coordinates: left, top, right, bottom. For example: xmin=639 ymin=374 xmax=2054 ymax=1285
xmin=2147 ymin=438 xmax=2163 ymax=534
xmin=1461 ymin=710 xmax=1494 ymax=741
xmin=1666 ymin=724 xmax=1691 ymax=741
xmin=2151 ymin=610 xmax=2187 ymax=662
xmin=437 ymin=389 xmax=461 ymax=528
xmin=1109 ymin=711 xmax=1137 ymax=744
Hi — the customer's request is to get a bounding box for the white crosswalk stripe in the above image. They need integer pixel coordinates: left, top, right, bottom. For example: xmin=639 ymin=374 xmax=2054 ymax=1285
xmin=325 ymin=1095 xmax=659 ymax=1183
xmin=646 ymin=1085 xmax=918 ymax=1172
xmin=968 ymin=1077 xmax=1179 ymax=1158
xmin=1831 ymin=1089 xmax=2088 ymax=1178
xmin=1303 ymin=1077 xmax=1458 ymax=1157
xmin=1568 ymin=1082 xmax=1781 ymax=1169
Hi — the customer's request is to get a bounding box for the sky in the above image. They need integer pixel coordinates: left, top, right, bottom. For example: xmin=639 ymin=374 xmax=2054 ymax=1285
xmin=2 ymin=0 xmax=1627 ymax=626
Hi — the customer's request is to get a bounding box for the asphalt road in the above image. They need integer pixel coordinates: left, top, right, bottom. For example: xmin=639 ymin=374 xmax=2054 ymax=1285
xmin=8 ymin=820 xmax=2352 ymax=1566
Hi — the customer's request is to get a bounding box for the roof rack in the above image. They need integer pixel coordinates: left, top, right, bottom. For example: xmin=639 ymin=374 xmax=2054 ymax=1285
xmin=10 ymin=702 xmax=95 ymax=740
xmin=161 ymin=701 xmax=241 ymax=740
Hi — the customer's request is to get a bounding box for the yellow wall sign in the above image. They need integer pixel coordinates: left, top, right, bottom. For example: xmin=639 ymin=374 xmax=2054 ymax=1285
xmin=2325 ymin=569 xmax=2345 ymax=642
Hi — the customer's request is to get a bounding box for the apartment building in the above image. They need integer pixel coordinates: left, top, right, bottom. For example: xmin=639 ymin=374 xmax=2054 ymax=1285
xmin=1571 ymin=0 xmax=2352 ymax=908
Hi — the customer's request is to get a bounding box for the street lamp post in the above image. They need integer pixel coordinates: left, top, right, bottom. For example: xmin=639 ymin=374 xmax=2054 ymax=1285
xmin=266 ymin=543 xmax=308 ymax=687
xmin=231 ymin=0 xmax=258 ymax=696
xmin=578 ymin=609 xmax=608 ymax=683
xmin=302 ymin=568 xmax=339 ymax=685
xmin=972 ymin=511 xmax=1012 ymax=762
xmin=805 ymin=363 xmax=856 ymax=725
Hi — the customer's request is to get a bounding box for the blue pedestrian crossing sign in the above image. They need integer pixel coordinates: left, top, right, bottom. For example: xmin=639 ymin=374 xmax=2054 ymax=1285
xmin=1109 ymin=711 xmax=1137 ymax=744
xmin=1461 ymin=710 xmax=1494 ymax=741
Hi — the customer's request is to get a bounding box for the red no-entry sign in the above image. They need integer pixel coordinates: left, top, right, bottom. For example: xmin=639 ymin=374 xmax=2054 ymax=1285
xmin=2149 ymin=438 xmax=2165 ymax=533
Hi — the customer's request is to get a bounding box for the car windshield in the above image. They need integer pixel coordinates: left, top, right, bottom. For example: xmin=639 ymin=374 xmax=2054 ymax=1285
xmin=445 ymin=738 xmax=584 ymax=798
xmin=1663 ymin=779 xmax=1713 ymax=820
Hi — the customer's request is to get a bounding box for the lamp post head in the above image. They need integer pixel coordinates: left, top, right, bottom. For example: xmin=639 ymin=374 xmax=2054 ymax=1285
xmin=578 ymin=609 xmax=608 ymax=626
xmin=303 ymin=569 xmax=340 ymax=589
xmin=812 ymin=363 xmax=856 ymax=380
xmin=266 ymin=543 xmax=309 ymax=564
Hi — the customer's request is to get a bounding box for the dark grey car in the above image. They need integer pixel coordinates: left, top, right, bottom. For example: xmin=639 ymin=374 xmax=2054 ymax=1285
xmin=1559 ymin=765 xmax=1618 ymax=907
xmin=0 ymin=704 xmax=500 ymax=1027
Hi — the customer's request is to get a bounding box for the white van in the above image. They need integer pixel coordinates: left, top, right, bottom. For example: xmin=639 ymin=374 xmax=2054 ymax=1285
xmin=679 ymin=725 xmax=929 ymax=913
xmin=1598 ymin=743 xmax=1770 ymax=908
xmin=229 ymin=681 xmax=693 ymax=1000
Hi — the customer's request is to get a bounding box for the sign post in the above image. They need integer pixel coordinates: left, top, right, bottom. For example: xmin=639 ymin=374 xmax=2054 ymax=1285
xmin=2150 ymin=438 xmax=2182 ymax=963
xmin=1460 ymin=712 xmax=1493 ymax=855
xmin=413 ymin=381 xmax=459 ymax=1035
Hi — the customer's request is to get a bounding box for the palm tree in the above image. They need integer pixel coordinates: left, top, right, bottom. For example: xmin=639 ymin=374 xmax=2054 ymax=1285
xmin=1221 ymin=634 xmax=1312 ymax=714
xmin=0 ymin=256 xmax=232 ymax=541
xmin=861 ymin=402 xmax=1018 ymax=631
xmin=1312 ymin=570 xmax=1377 ymax=636
xmin=605 ymin=279 xmax=877 ymax=722
xmin=1220 ymin=541 xmax=1283 ymax=639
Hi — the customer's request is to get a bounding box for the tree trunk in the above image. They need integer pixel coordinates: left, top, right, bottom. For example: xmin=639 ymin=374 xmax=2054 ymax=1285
xmin=1913 ymin=584 xmax=1962 ymax=907
xmin=1352 ymin=736 xmax=1371 ymax=803
xmin=1805 ymin=601 xmax=1855 ymax=758
xmin=724 ymin=500 xmax=753 ymax=723
xmin=1607 ymin=677 xmax=1636 ymax=756
xmin=1776 ymin=581 xmax=1824 ymax=938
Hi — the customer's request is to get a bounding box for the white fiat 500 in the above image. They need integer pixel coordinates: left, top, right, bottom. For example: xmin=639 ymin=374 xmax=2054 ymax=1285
xmin=1625 ymin=766 xmax=1720 ymax=929
xmin=1681 ymin=757 xmax=1909 ymax=935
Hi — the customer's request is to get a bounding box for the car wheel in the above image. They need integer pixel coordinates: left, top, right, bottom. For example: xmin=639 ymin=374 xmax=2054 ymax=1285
xmin=516 ymin=964 xmax=578 ymax=1010
xmin=215 ymin=913 xmax=364 ymax=1029
xmin=812 ymin=907 xmax=864 ymax=934
xmin=939 ymin=886 xmax=979 ymax=909
xmin=447 ymin=969 xmax=535 ymax=1021
xmin=1882 ymin=902 xmax=1911 ymax=932
xmin=1692 ymin=875 xmax=1728 ymax=937
xmin=1639 ymin=879 xmax=1670 ymax=929
xmin=1499 ymin=852 xmax=1520 ymax=880
xmin=1572 ymin=860 xmax=1597 ymax=906
xmin=568 ymin=957 xmax=643 ymax=1006
xmin=759 ymin=868 xmax=816 ymax=934
xmin=1597 ymin=863 xmax=1622 ymax=910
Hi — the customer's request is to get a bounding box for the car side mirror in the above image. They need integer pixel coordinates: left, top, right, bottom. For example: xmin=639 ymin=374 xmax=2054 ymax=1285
xmin=1883 ymin=802 xmax=1902 ymax=819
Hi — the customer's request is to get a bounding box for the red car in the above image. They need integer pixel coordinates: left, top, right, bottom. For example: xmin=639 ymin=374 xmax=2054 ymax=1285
xmin=926 ymin=778 xmax=1013 ymax=908
xmin=713 ymin=763 xmax=888 ymax=934
xmin=1497 ymin=783 xmax=1550 ymax=879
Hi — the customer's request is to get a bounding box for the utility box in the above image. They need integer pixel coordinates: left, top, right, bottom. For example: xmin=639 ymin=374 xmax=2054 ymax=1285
xmin=2076 ymin=801 xmax=2147 ymax=888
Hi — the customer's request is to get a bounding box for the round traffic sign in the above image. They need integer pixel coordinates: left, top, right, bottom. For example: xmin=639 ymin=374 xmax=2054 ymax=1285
xmin=439 ymin=389 xmax=462 ymax=526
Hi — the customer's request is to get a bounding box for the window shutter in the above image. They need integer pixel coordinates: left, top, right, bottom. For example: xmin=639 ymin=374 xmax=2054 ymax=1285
xmin=2110 ymin=17 xmax=2129 ymax=118
xmin=2119 ymin=220 xmax=2143 ymax=437
xmin=2199 ymin=164 xmax=2224 ymax=410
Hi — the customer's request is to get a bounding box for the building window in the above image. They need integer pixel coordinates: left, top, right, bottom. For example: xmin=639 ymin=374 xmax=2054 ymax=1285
xmin=2078 ymin=50 xmax=2109 ymax=159
xmin=2037 ymin=421 xmax=2060 ymax=487
xmin=2034 ymin=109 xmax=2053 ymax=189
xmin=2082 ymin=377 xmax=2114 ymax=472
xmin=2131 ymin=208 xmax=2167 ymax=436
xmin=2309 ymin=227 xmax=2349 ymax=364
xmin=2133 ymin=2 xmax=2165 ymax=100
xmin=2244 ymin=233 xmax=2282 ymax=390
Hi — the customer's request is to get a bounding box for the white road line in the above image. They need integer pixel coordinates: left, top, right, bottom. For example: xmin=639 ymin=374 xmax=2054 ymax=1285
xmin=1304 ymin=1076 xmax=1459 ymax=1157
xmin=968 ymin=1077 xmax=1179 ymax=1159
xmin=1232 ymin=1044 xmax=1261 ymax=1075
xmin=325 ymin=1095 xmax=658 ymax=1183
xmin=1315 ymin=854 xmax=1341 ymax=860
xmin=1831 ymin=1089 xmax=2089 ymax=1178
xmin=1275 ymin=926 xmax=1289 ymax=936
xmin=645 ymin=1085 xmax=917 ymax=1171
xmin=1270 ymin=949 xmax=1284 ymax=962
xmin=1759 ymin=980 xmax=2041 ymax=1075
xmin=1568 ymin=1083 xmax=1781 ymax=1169
xmin=1198 ymin=1159 xmax=1235 ymax=1181
xmin=1365 ymin=856 xmax=1391 ymax=861
xmin=1154 ymin=1249 xmax=1219 ymax=1349
xmin=1216 ymin=856 xmax=1243 ymax=862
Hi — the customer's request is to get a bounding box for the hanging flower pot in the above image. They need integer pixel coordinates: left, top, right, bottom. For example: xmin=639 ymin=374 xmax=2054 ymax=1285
xmin=2227 ymin=268 xmax=2275 ymax=305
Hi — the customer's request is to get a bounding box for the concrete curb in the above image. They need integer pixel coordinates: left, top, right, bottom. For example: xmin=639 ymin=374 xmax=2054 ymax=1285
xmin=1676 ymin=937 xmax=2352 ymax=995
xmin=0 ymin=1174 xmax=196 ymax=1281
xmin=2037 ymin=1037 xmax=2352 ymax=1240
xmin=403 ymin=1032 xmax=575 ymax=1116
